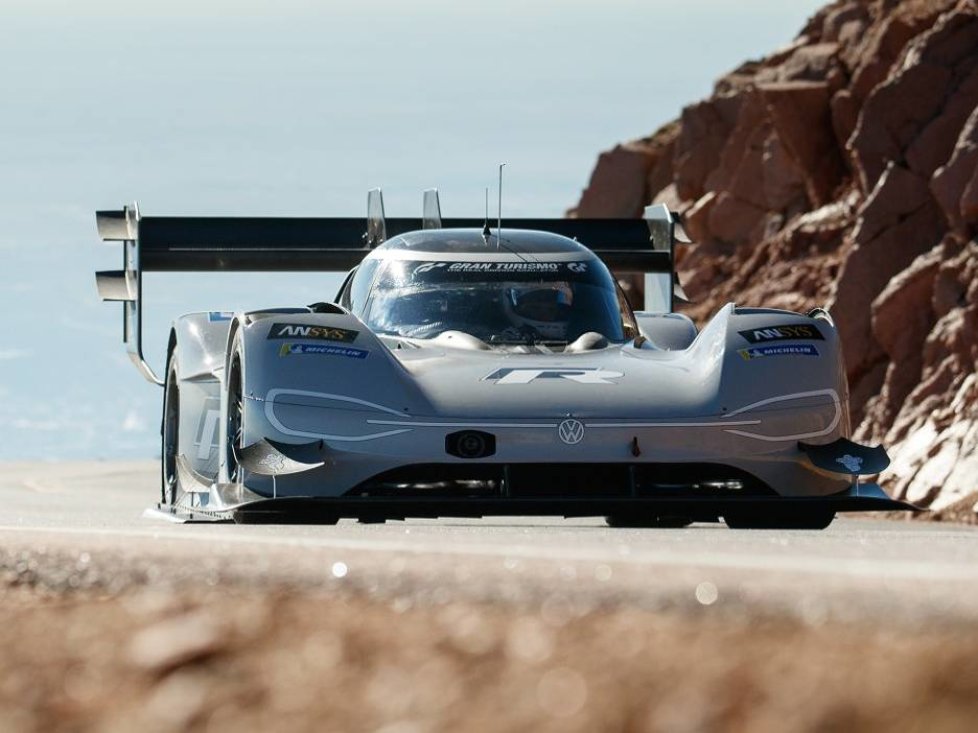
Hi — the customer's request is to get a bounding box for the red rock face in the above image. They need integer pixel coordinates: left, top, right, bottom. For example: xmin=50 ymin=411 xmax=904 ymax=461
xmin=572 ymin=0 xmax=978 ymax=510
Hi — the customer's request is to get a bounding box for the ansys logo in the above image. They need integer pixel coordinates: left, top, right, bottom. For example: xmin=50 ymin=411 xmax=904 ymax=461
xmin=267 ymin=323 xmax=359 ymax=343
xmin=738 ymin=323 xmax=824 ymax=344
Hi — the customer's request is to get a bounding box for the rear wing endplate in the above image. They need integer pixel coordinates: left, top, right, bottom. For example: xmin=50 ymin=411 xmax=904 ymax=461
xmin=95 ymin=203 xmax=163 ymax=384
xmin=95 ymin=193 xmax=687 ymax=385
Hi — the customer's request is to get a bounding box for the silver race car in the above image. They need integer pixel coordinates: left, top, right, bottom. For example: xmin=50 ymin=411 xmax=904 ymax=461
xmin=95 ymin=191 xmax=913 ymax=527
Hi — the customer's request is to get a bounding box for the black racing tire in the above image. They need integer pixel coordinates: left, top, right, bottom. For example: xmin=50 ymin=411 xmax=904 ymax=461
xmin=604 ymin=514 xmax=693 ymax=529
xmin=225 ymin=346 xmax=245 ymax=485
xmin=723 ymin=509 xmax=835 ymax=530
xmin=234 ymin=511 xmax=340 ymax=525
xmin=161 ymin=346 xmax=181 ymax=506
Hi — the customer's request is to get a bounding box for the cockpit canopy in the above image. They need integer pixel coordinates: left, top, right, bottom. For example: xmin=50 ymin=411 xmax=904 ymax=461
xmin=339 ymin=230 xmax=638 ymax=346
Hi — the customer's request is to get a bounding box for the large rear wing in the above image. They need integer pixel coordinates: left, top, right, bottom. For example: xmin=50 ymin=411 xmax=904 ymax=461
xmin=95 ymin=191 xmax=687 ymax=384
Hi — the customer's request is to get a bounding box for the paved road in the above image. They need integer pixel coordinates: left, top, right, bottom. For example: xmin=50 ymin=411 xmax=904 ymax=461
xmin=2 ymin=461 xmax=978 ymax=626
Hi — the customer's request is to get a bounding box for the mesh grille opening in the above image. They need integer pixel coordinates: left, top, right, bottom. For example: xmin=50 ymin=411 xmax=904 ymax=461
xmin=346 ymin=463 xmax=774 ymax=498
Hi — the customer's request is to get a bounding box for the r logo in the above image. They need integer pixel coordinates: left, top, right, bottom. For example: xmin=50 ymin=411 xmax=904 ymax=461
xmin=483 ymin=368 xmax=623 ymax=385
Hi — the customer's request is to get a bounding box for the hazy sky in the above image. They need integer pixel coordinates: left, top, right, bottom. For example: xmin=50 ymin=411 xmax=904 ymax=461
xmin=0 ymin=0 xmax=824 ymax=216
xmin=0 ymin=0 xmax=824 ymax=458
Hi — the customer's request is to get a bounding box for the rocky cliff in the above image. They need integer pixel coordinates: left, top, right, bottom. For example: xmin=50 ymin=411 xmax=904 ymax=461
xmin=572 ymin=0 xmax=978 ymax=511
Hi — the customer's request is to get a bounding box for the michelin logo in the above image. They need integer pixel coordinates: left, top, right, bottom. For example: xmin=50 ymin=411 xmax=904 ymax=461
xmin=739 ymin=344 xmax=820 ymax=360
xmin=279 ymin=343 xmax=368 ymax=359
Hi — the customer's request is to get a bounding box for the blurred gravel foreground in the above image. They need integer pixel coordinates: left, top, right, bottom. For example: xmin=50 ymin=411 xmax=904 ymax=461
xmin=3 ymin=556 xmax=978 ymax=733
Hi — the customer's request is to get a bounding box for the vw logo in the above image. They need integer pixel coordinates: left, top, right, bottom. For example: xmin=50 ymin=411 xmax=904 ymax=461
xmin=557 ymin=419 xmax=585 ymax=445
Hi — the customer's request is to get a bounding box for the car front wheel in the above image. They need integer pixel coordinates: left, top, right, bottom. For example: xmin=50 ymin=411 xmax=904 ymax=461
xmin=161 ymin=346 xmax=180 ymax=505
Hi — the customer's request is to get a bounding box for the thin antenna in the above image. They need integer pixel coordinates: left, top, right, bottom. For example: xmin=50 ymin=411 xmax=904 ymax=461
xmin=482 ymin=187 xmax=491 ymax=242
xmin=497 ymin=163 xmax=506 ymax=251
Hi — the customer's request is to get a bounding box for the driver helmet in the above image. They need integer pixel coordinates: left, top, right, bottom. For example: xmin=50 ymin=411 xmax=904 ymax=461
xmin=504 ymin=284 xmax=574 ymax=340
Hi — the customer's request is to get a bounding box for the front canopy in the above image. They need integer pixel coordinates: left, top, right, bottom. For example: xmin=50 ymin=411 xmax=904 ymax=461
xmin=356 ymin=257 xmax=638 ymax=345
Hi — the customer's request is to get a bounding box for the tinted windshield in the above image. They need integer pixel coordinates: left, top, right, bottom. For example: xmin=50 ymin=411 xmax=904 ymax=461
xmin=359 ymin=259 xmax=636 ymax=344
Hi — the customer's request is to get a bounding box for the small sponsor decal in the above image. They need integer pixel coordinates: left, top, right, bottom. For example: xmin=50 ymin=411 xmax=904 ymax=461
xmin=412 ymin=262 xmax=448 ymax=275
xmin=279 ymin=343 xmax=368 ymax=359
xmin=267 ymin=323 xmax=359 ymax=343
xmin=738 ymin=323 xmax=824 ymax=344
xmin=557 ymin=418 xmax=585 ymax=445
xmin=483 ymin=367 xmax=623 ymax=385
xmin=208 ymin=311 xmax=234 ymax=321
xmin=836 ymin=454 xmax=863 ymax=472
xmin=412 ymin=261 xmax=592 ymax=276
xmin=259 ymin=454 xmax=288 ymax=473
xmin=739 ymin=344 xmax=820 ymax=360
xmin=448 ymin=262 xmax=562 ymax=273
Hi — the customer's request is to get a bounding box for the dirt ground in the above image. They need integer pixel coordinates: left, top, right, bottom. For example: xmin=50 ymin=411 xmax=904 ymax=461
xmin=3 ymin=574 xmax=978 ymax=733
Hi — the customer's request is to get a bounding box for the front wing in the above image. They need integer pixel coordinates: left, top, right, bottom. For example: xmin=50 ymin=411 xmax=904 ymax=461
xmin=155 ymin=452 xmax=916 ymax=524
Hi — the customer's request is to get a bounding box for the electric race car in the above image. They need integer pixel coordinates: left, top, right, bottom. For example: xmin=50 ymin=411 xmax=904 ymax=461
xmin=94 ymin=191 xmax=913 ymax=527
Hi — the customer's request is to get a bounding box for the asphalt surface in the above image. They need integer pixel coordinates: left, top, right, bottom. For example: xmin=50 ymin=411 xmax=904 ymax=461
xmin=2 ymin=460 xmax=978 ymax=626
